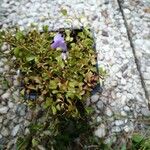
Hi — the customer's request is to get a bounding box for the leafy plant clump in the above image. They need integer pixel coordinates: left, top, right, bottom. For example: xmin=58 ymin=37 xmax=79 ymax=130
xmin=3 ymin=27 xmax=101 ymax=117
xmin=1 ymin=26 xmax=106 ymax=148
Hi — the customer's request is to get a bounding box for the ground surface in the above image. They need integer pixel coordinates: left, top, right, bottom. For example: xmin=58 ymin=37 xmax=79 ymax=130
xmin=0 ymin=0 xmax=150 ymax=149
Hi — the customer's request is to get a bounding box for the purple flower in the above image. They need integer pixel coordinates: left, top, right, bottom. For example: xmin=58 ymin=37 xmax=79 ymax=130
xmin=51 ymin=33 xmax=67 ymax=52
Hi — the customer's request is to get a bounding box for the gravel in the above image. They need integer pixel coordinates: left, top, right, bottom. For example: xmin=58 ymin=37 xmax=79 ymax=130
xmin=0 ymin=0 xmax=149 ymax=146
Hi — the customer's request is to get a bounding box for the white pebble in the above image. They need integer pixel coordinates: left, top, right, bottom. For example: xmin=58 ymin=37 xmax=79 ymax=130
xmin=121 ymin=110 xmax=127 ymax=116
xmin=124 ymin=9 xmax=130 ymax=14
xmin=1 ymin=92 xmax=10 ymax=99
xmin=121 ymin=78 xmax=127 ymax=85
xmin=116 ymin=72 xmax=122 ymax=78
xmin=0 ymin=68 xmax=3 ymax=73
xmin=0 ymin=107 xmax=9 ymax=114
xmin=124 ymin=125 xmax=130 ymax=132
xmin=97 ymin=116 xmax=102 ymax=122
xmin=94 ymin=124 xmax=106 ymax=138
xmin=115 ymin=120 xmax=124 ymax=126
xmin=111 ymin=65 xmax=120 ymax=73
xmin=105 ymin=107 xmax=113 ymax=117
xmin=124 ymin=106 xmax=130 ymax=112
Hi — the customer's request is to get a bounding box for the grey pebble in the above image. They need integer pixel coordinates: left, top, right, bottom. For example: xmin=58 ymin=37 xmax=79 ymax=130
xmin=11 ymin=124 xmax=20 ymax=137
xmin=91 ymin=94 xmax=99 ymax=103
xmin=0 ymin=116 xmax=3 ymax=123
xmin=0 ymin=62 xmax=4 ymax=67
xmin=8 ymin=102 xmax=14 ymax=108
xmin=112 ymin=126 xmax=121 ymax=133
xmin=1 ymin=127 xmax=9 ymax=137
xmin=102 ymin=30 xmax=109 ymax=37
xmin=141 ymin=107 xmax=150 ymax=117
xmin=97 ymin=101 xmax=104 ymax=110
xmin=16 ymin=104 xmax=27 ymax=116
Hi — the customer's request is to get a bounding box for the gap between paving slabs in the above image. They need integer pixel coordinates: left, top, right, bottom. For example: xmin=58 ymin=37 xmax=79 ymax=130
xmin=117 ymin=0 xmax=150 ymax=110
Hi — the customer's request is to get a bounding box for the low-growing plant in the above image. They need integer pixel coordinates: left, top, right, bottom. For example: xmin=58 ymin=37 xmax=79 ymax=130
xmin=0 ymin=26 xmax=106 ymax=149
xmin=2 ymin=27 xmax=101 ymax=115
xmin=131 ymin=132 xmax=150 ymax=150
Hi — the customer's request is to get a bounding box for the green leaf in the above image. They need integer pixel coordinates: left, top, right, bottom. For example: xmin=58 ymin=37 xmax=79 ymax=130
xmin=16 ymin=137 xmax=29 ymax=150
xmin=66 ymin=91 xmax=75 ymax=99
xmin=43 ymin=25 xmax=49 ymax=32
xmin=56 ymin=104 xmax=61 ymax=111
xmin=121 ymin=144 xmax=126 ymax=150
xmin=16 ymin=31 xmax=24 ymax=40
xmin=32 ymin=138 xmax=38 ymax=147
xmin=56 ymin=56 xmax=65 ymax=68
xmin=50 ymin=80 xmax=57 ymax=90
xmin=14 ymin=47 xmax=21 ymax=57
xmin=34 ymin=56 xmax=39 ymax=63
xmin=52 ymin=105 xmax=57 ymax=115
xmin=85 ymin=107 xmax=94 ymax=114
xmin=68 ymin=80 xmax=78 ymax=88
xmin=98 ymin=67 xmax=107 ymax=77
xmin=142 ymin=138 xmax=150 ymax=149
xmin=61 ymin=9 xmax=67 ymax=16
xmin=2 ymin=79 xmax=9 ymax=90
xmin=66 ymin=36 xmax=73 ymax=42
xmin=26 ymin=55 xmax=35 ymax=62
xmin=132 ymin=133 xmax=143 ymax=143
xmin=44 ymin=98 xmax=53 ymax=109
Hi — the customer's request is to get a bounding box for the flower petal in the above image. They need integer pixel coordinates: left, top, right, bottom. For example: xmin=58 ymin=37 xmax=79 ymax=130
xmin=51 ymin=33 xmax=67 ymax=52
xmin=51 ymin=41 xmax=60 ymax=49
xmin=54 ymin=33 xmax=64 ymax=42
xmin=59 ymin=42 xmax=67 ymax=52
